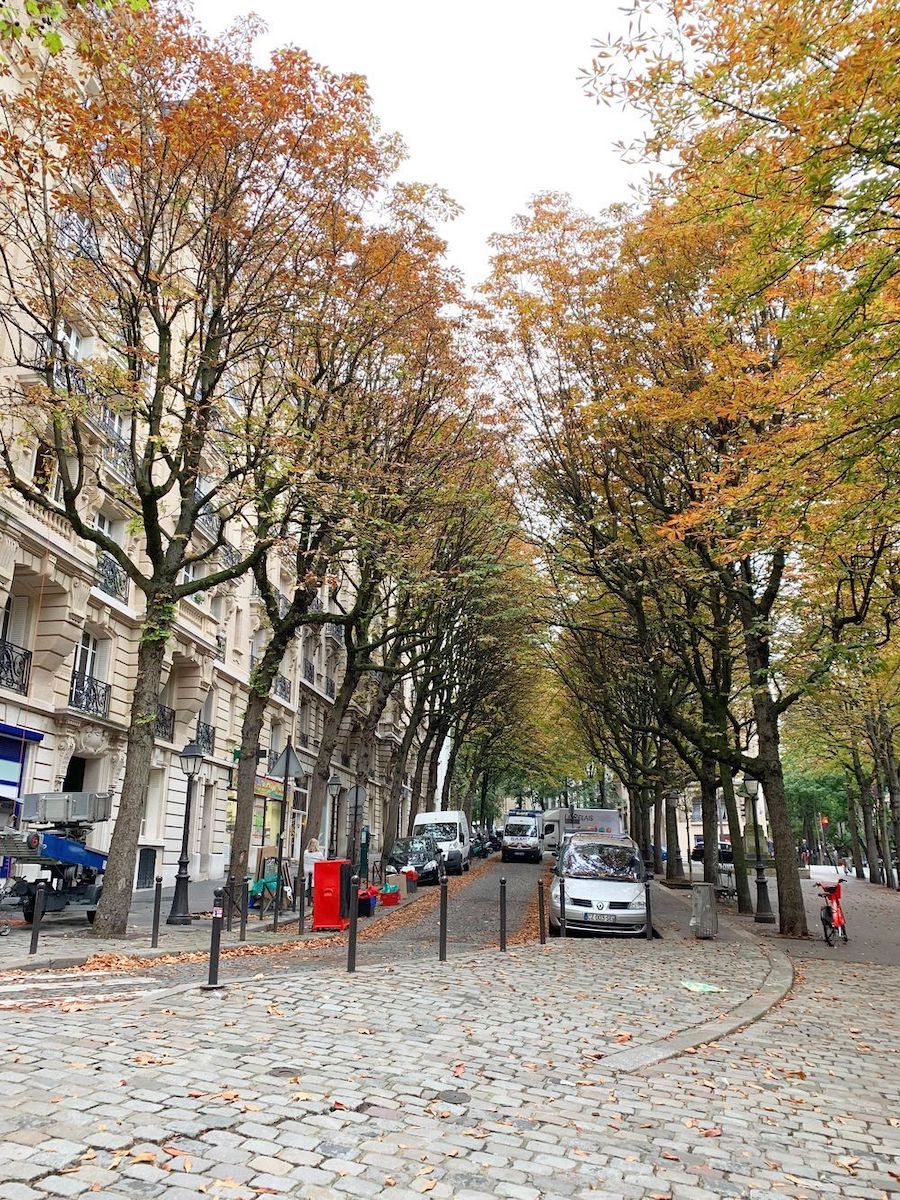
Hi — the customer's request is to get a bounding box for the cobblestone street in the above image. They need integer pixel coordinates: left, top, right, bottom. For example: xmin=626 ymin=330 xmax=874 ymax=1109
xmin=2 ymin=861 xmax=898 ymax=1199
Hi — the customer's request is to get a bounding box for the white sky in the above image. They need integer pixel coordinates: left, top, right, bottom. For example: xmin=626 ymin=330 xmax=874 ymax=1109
xmin=191 ymin=0 xmax=643 ymax=287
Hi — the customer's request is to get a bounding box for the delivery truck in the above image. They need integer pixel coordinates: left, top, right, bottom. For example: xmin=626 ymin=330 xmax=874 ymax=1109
xmin=542 ymin=807 xmax=623 ymax=854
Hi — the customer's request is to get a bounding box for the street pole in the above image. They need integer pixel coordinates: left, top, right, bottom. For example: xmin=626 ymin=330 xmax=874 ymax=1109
xmin=272 ymin=737 xmax=292 ymax=932
xmin=167 ymin=776 xmax=196 ymax=925
xmin=749 ymin=780 xmax=775 ymax=925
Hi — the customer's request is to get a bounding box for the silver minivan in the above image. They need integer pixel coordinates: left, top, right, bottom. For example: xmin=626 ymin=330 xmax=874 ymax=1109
xmin=549 ymin=834 xmax=647 ymax=935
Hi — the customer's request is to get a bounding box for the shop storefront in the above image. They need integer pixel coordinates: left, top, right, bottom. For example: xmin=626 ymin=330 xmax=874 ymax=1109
xmin=0 ymin=723 xmax=42 ymax=878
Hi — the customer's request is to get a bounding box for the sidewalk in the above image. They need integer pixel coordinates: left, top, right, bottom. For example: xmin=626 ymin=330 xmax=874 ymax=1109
xmin=0 ymin=879 xmax=419 ymax=974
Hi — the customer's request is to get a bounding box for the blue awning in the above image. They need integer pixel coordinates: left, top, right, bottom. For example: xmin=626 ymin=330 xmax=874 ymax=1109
xmin=0 ymin=724 xmax=43 ymax=744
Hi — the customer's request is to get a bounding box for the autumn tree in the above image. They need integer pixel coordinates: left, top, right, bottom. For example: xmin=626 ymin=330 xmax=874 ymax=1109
xmin=0 ymin=3 xmax=388 ymax=933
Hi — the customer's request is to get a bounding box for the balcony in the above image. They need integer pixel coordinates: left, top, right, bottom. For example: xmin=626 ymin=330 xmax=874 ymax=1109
xmin=267 ymin=746 xmax=284 ymax=774
xmin=100 ymin=432 xmax=136 ymax=485
xmin=155 ymin=703 xmax=175 ymax=742
xmin=195 ymin=719 xmax=216 ymax=756
xmin=96 ymin=551 xmax=128 ymax=601
xmin=310 ymin=596 xmax=323 ymax=612
xmin=218 ymin=541 xmax=241 ymax=569
xmin=52 ymin=360 xmax=88 ymax=395
xmin=325 ymin=622 xmax=343 ymax=644
xmin=70 ymin=672 xmax=111 ymax=718
xmin=325 ymin=676 xmax=336 ymax=700
xmin=195 ymin=505 xmax=221 ymax=540
xmin=272 ymin=673 xmax=291 ymax=702
xmin=302 ymin=658 xmax=315 ymax=684
xmin=0 ymin=639 xmax=32 ymax=694
xmin=296 ymin=730 xmax=309 ymax=749
xmin=215 ymin=632 xmax=227 ymax=660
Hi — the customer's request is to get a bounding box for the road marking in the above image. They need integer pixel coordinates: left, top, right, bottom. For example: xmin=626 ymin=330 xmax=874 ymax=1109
xmin=0 ymin=976 xmax=155 ymax=992
xmin=0 ymin=967 xmax=162 ymax=1011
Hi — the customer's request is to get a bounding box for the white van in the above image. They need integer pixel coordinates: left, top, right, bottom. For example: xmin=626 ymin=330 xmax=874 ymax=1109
xmin=412 ymin=810 xmax=470 ymax=875
xmin=501 ymin=811 xmax=544 ymax=863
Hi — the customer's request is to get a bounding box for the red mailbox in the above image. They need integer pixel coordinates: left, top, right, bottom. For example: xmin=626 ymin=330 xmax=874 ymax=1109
xmin=312 ymin=858 xmax=352 ymax=931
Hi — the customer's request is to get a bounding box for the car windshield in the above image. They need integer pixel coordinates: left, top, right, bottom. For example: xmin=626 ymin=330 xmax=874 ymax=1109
xmin=391 ymin=838 xmax=433 ymax=861
xmin=561 ymin=842 xmax=642 ymax=881
xmin=506 ymin=821 xmax=537 ymax=837
xmin=421 ymin=822 xmax=458 ymax=842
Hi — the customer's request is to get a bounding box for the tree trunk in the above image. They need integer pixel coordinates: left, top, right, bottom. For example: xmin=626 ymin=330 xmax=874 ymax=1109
xmin=877 ymin=709 xmax=900 ymax=888
xmin=383 ymin=712 xmax=420 ymax=860
xmin=92 ymin=603 xmax=171 ymax=937
xmin=700 ymin=756 xmax=719 ymax=886
xmin=853 ymin=748 xmax=882 ymax=883
xmin=461 ymin=759 xmax=480 ymax=825
xmin=406 ymin=722 xmax=437 ymax=835
xmin=664 ymin=792 xmax=683 ymax=880
xmin=845 ymin=781 xmax=866 ymax=879
xmin=229 ymin=689 xmax=267 ymax=886
xmin=878 ymin=793 xmax=895 ymax=889
xmin=719 ymin=764 xmax=753 ymax=914
xmin=425 ymin=725 xmax=445 ymax=812
xmin=652 ymin=778 xmax=664 ymax=875
xmin=303 ymin=665 xmax=363 ymax=859
xmin=740 ymin=611 xmax=807 ymax=936
xmin=441 ymin=730 xmax=461 ymax=811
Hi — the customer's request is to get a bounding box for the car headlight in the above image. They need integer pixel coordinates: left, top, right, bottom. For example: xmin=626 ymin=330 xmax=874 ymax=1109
xmin=632 ymin=895 xmax=646 ymax=910
xmin=424 ymin=860 xmax=437 ymax=871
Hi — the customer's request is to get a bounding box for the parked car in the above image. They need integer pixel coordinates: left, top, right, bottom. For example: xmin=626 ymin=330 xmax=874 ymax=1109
xmin=550 ymin=833 xmax=647 ymax=936
xmin=690 ymin=842 xmax=734 ymax=864
xmin=412 ymin=810 xmax=471 ymax=874
xmin=385 ymin=835 xmax=446 ymax=884
xmin=501 ymin=813 xmax=543 ymax=863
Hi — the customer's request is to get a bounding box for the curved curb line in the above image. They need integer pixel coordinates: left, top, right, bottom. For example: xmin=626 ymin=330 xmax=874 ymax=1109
xmin=598 ymin=943 xmax=794 ymax=1075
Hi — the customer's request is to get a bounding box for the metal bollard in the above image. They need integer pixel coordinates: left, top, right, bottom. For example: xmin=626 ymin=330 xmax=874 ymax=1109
xmin=225 ymin=874 xmax=235 ymax=933
xmin=203 ymin=887 xmax=225 ymax=990
xmin=298 ymin=878 xmax=306 ymax=936
xmin=151 ymin=876 xmax=163 ymax=948
xmin=28 ymin=882 xmax=46 ymax=956
xmin=645 ymin=879 xmax=653 ymax=941
xmin=439 ymin=876 xmax=448 ymax=962
xmin=239 ymin=877 xmax=249 ymax=943
xmin=499 ymin=876 xmax=507 ymax=951
xmin=292 ymin=870 xmax=300 ymax=913
xmin=347 ymin=874 xmax=359 ymax=973
xmin=559 ymin=876 xmax=567 ymax=938
xmin=537 ymin=878 xmax=546 ymax=945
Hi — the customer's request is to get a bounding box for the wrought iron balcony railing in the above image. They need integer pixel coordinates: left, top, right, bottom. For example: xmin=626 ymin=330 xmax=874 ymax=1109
xmin=296 ymin=730 xmax=309 ymax=748
xmin=215 ymin=632 xmax=227 ymax=659
xmin=101 ymin=432 xmax=136 ymax=484
xmin=272 ymin=673 xmax=291 ymax=702
xmin=219 ymin=541 xmax=241 ymax=569
xmin=302 ymin=658 xmax=315 ymax=684
xmin=96 ymin=551 xmax=128 ymax=601
xmin=195 ymin=719 xmax=216 ymax=756
xmin=0 ymin=639 xmax=32 ymax=694
xmin=325 ymin=676 xmax=336 ymax=700
xmin=325 ymin=622 xmax=343 ymax=643
xmin=69 ymin=671 xmax=111 ymax=718
xmin=155 ymin=703 xmax=175 ymax=742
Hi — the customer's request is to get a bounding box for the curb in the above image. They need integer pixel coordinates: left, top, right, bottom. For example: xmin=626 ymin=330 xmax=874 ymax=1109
xmin=599 ymin=941 xmax=794 ymax=1075
xmin=595 ymin=880 xmax=795 ymax=1075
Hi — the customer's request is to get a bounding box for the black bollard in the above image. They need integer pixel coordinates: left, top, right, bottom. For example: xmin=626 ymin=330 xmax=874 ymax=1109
xmin=439 ymin=875 xmax=448 ymax=962
xmin=645 ymin=879 xmax=653 ymax=941
xmin=347 ymin=874 xmax=360 ymax=973
xmin=28 ymin=882 xmax=46 ymax=956
xmin=298 ymin=879 xmax=306 ymax=937
xmin=559 ymin=876 xmax=567 ymax=938
xmin=151 ymin=876 xmax=163 ymax=949
xmin=203 ymin=887 xmax=225 ymax=990
xmin=499 ymin=876 xmax=507 ymax=952
xmin=537 ymin=878 xmax=546 ymax=946
xmin=292 ymin=870 xmax=300 ymax=913
xmin=225 ymin=874 xmax=235 ymax=933
xmin=239 ymin=877 xmax=249 ymax=943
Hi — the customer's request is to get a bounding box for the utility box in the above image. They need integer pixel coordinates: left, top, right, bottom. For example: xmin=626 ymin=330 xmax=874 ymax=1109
xmin=311 ymin=858 xmax=352 ymax=931
xmin=690 ymin=883 xmax=718 ymax=939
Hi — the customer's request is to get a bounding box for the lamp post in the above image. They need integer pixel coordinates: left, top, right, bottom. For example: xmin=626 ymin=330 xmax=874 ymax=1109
xmin=327 ymin=773 xmax=342 ymax=856
xmin=742 ymin=774 xmax=775 ymax=924
xmin=167 ymin=741 xmax=204 ymax=925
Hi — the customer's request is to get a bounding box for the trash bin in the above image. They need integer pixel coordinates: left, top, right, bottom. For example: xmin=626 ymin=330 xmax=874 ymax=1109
xmin=690 ymin=883 xmax=718 ymax=939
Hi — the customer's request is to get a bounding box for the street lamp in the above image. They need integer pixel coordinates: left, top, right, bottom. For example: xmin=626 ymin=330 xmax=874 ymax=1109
xmin=167 ymin=741 xmax=204 ymax=925
xmin=327 ymin=773 xmax=341 ymax=855
xmin=742 ymin=774 xmax=775 ymax=925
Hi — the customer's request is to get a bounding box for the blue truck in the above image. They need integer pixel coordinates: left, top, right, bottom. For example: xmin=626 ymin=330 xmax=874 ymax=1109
xmin=0 ymin=791 xmax=110 ymax=923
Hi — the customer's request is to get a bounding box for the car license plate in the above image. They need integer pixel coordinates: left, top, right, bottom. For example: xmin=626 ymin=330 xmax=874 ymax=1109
xmin=584 ymin=912 xmax=616 ymax=923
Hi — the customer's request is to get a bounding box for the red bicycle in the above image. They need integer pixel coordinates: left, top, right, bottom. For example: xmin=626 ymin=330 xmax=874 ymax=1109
xmin=816 ymin=879 xmax=848 ymax=946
